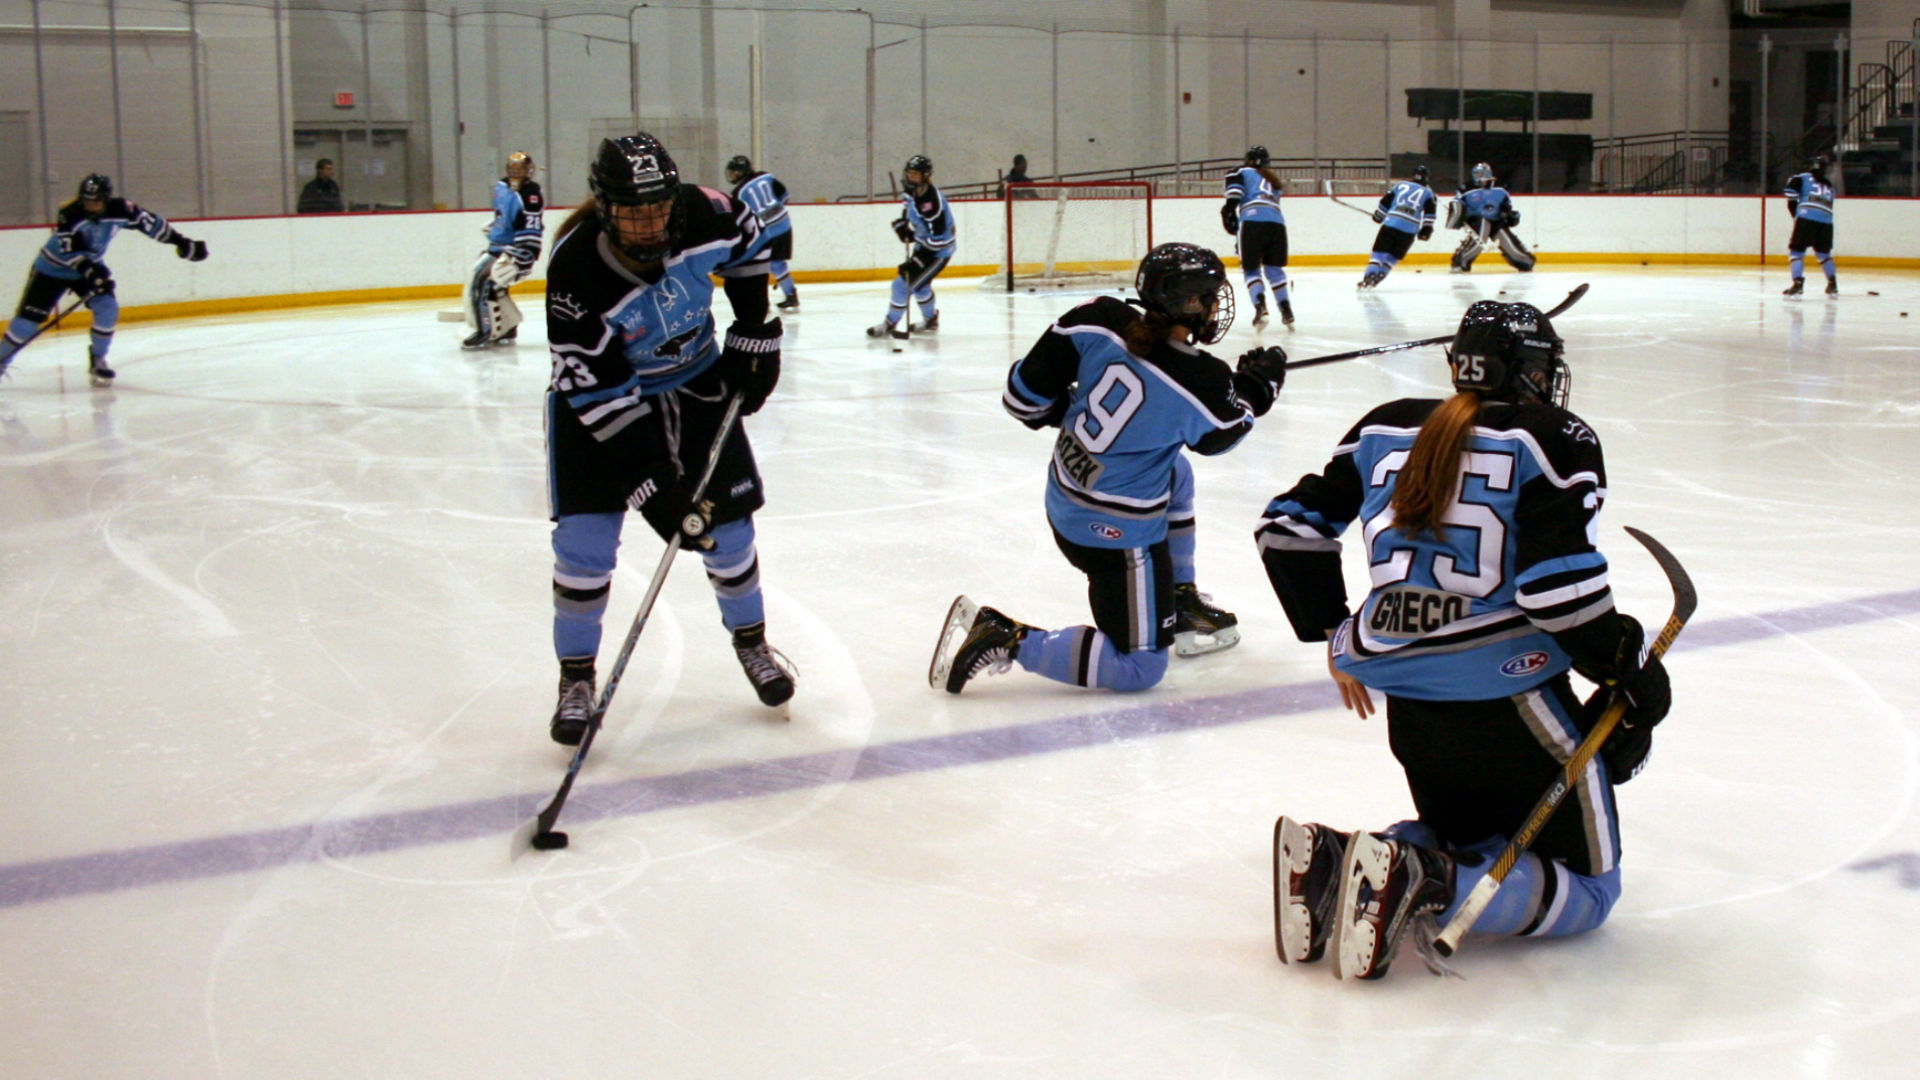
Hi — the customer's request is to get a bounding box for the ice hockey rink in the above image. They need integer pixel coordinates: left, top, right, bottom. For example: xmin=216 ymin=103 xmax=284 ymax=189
xmin=3 ymin=264 xmax=1919 ymax=1079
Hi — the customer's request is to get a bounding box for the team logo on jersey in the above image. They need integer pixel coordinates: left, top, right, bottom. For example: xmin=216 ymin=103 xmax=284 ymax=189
xmin=1089 ymin=523 xmax=1123 ymax=540
xmin=1562 ymin=419 xmax=1596 ymax=445
xmin=549 ymin=292 xmax=587 ymax=322
xmin=1499 ymin=651 xmax=1552 ymax=677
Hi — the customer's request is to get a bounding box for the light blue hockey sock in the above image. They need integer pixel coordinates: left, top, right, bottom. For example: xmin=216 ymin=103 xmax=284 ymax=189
xmin=1268 ymin=267 xmax=1290 ymax=303
xmin=1244 ymin=270 xmax=1266 ymax=308
xmin=1817 ymin=252 xmax=1835 ymax=281
xmin=1016 ymin=625 xmax=1169 ymax=692
xmin=1789 ymin=252 xmax=1805 ymax=281
xmin=700 ymin=517 xmax=765 ymax=631
xmin=551 ymin=512 xmax=623 ymax=660
xmin=0 ymin=316 xmax=36 ymax=364
xmin=1382 ymin=823 xmax=1622 ymax=939
xmin=771 ymin=261 xmax=795 ymax=297
xmin=887 ymin=275 xmax=910 ymax=325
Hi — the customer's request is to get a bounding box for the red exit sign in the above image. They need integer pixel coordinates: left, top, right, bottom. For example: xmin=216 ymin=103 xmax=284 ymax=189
xmin=333 ymin=91 xmax=355 ymax=108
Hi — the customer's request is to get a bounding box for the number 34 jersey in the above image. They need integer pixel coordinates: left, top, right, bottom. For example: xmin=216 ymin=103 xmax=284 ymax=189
xmin=1257 ymin=398 xmax=1614 ymax=701
xmin=1003 ymin=296 xmax=1258 ymax=548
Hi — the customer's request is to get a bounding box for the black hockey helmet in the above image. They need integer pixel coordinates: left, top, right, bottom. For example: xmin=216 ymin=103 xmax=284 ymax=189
xmin=1448 ymin=300 xmax=1568 ymax=408
xmin=903 ymin=154 xmax=933 ymax=180
xmin=78 ymin=173 xmax=113 ymax=203
xmin=1245 ymin=145 xmax=1270 ymax=167
xmin=1470 ymin=162 xmax=1494 ymax=188
xmin=726 ymin=154 xmax=753 ymax=180
xmin=590 ymin=133 xmax=683 ymax=261
xmin=1412 ymin=164 xmax=1431 ymax=186
xmin=1134 ymin=242 xmax=1234 ymax=345
xmin=1809 ymin=153 xmax=1832 ymax=176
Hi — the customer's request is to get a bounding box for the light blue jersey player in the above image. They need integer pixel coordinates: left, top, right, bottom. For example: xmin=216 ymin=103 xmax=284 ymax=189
xmin=1259 ymin=300 xmax=1672 ymax=980
xmin=1449 ymin=162 xmax=1534 ymax=273
xmin=727 ymin=155 xmax=799 ymax=311
xmin=463 ymin=152 xmax=545 ymax=349
xmin=870 ymin=155 xmax=955 ymax=338
xmin=930 ymin=243 xmax=1288 ymax=696
xmin=1782 ymin=154 xmax=1837 ymax=296
xmin=1221 ymin=145 xmax=1293 ymax=328
xmin=1 ymin=173 xmax=205 ymax=386
xmin=1359 ymin=166 xmax=1437 ymax=288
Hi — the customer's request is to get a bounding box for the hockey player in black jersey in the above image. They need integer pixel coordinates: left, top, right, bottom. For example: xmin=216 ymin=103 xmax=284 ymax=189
xmin=542 ymin=133 xmax=792 ymax=744
xmin=930 ymin=243 xmax=1287 ymax=696
xmin=463 ymin=152 xmax=544 ymax=349
xmin=1257 ymin=301 xmax=1671 ymax=979
xmin=0 ymin=174 xmax=207 ymax=386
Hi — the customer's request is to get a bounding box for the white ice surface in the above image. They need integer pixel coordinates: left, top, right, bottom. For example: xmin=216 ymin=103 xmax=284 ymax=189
xmin=3 ymin=265 xmax=1920 ymax=1079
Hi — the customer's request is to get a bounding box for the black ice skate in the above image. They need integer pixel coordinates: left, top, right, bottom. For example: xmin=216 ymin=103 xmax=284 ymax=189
xmin=1357 ymin=271 xmax=1384 ymax=290
xmin=1825 ymin=279 xmax=1838 ymax=297
xmin=866 ymin=321 xmax=908 ymax=341
xmin=87 ymin=353 xmax=115 ymax=388
xmin=497 ymin=328 xmax=518 ymax=344
xmin=909 ymin=313 xmax=939 ymax=334
xmin=732 ymin=622 xmax=797 ymax=708
xmin=1782 ymin=278 xmax=1804 ymax=296
xmin=462 ymin=329 xmax=494 ymax=349
xmin=550 ymin=661 xmax=597 ymax=746
xmin=928 ymin=596 xmax=1030 ymax=694
xmin=1274 ymin=817 xmax=1350 ymax=965
xmin=1172 ymin=582 xmax=1240 ymax=656
xmin=776 ymin=293 xmax=800 ymax=312
xmin=1330 ymin=832 xmax=1456 ymax=980
xmin=1279 ymin=300 xmax=1295 ymax=328
xmin=1251 ymin=300 xmax=1269 ymax=329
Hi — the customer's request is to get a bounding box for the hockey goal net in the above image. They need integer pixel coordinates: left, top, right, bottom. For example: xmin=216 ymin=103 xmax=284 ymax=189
xmin=982 ymin=181 xmax=1153 ymax=293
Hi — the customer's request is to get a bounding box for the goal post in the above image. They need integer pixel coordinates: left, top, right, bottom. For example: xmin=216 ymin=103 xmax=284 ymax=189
xmin=983 ymin=180 xmax=1153 ymax=293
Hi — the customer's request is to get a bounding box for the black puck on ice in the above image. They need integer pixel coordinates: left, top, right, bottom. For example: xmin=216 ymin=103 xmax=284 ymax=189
xmin=1867 ymin=290 xmax=1880 ymax=296
xmin=531 ymin=830 xmax=570 ymax=850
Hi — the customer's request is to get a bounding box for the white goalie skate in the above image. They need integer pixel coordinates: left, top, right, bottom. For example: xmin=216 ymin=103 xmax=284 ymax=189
xmin=927 ymin=595 xmax=981 ymax=690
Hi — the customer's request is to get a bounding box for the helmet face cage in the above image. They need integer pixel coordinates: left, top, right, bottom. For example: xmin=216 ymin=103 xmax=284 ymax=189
xmin=1471 ymin=162 xmax=1494 ymax=187
xmin=590 ymin=134 xmax=684 ymax=261
xmin=1245 ymin=145 xmax=1270 ymax=167
xmin=903 ymin=155 xmax=933 ymax=186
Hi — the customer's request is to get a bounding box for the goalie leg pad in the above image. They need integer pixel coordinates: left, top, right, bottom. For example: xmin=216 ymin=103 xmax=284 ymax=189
xmin=464 ymin=253 xmax=495 ymax=334
xmin=492 ymin=288 xmax=523 ymax=338
xmin=1496 ymin=228 xmax=1536 ymax=272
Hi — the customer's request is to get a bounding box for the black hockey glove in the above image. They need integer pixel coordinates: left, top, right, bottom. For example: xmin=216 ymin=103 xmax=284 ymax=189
xmin=1575 ymin=614 xmax=1672 ymax=782
xmin=719 ymin=317 xmax=782 ymax=416
xmin=628 ymin=469 xmax=716 ymax=551
xmin=1231 ymin=346 xmax=1287 ymax=417
xmin=891 ymin=216 xmax=915 ymax=244
xmin=1417 ymin=224 xmax=1434 ymax=242
xmin=1371 ymin=207 xmax=1386 ymax=224
xmin=172 ymin=235 xmax=209 ymax=262
xmin=1220 ymin=201 xmax=1240 ymax=235
xmin=1502 ymin=208 xmax=1521 ymax=228
xmin=79 ymin=260 xmax=114 ymax=298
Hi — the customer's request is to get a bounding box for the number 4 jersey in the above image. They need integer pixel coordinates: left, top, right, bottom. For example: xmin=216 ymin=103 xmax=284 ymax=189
xmin=1003 ymin=296 xmax=1258 ymax=548
xmin=1256 ymin=397 xmax=1614 ymax=701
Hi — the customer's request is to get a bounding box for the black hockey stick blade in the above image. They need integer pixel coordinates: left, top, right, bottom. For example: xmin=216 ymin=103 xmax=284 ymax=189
xmin=1285 ymin=282 xmax=1590 ymax=372
xmin=1432 ymin=525 xmax=1693 ymax=957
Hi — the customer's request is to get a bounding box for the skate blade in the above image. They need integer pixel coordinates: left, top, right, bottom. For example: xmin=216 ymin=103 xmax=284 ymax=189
xmin=1174 ymin=625 xmax=1241 ymax=657
xmin=89 ymin=375 xmax=114 ymax=389
xmin=928 ymin=595 xmax=980 ymax=690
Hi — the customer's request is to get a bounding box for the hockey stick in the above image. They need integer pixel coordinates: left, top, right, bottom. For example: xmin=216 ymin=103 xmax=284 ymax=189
xmin=1431 ymin=526 xmax=1696 ymax=958
xmin=1283 ymin=282 xmax=1589 ymax=372
xmin=524 ymin=393 xmax=747 ymax=852
xmin=1323 ymin=179 xmax=1382 ymax=218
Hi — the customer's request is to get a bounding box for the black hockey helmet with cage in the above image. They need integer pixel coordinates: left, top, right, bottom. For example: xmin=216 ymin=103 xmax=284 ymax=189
xmin=1134 ymin=242 xmax=1234 ymax=345
xmin=1245 ymin=145 xmax=1270 ymax=167
xmin=78 ymin=173 xmax=113 ymax=203
xmin=590 ymin=133 xmax=683 ymax=261
xmin=726 ymin=154 xmax=753 ymax=179
xmin=903 ymin=154 xmax=933 ymax=178
xmin=1412 ymin=164 xmax=1431 ymax=186
xmin=1448 ymin=300 xmax=1568 ymax=408
xmin=1809 ymin=153 xmax=1831 ymax=177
